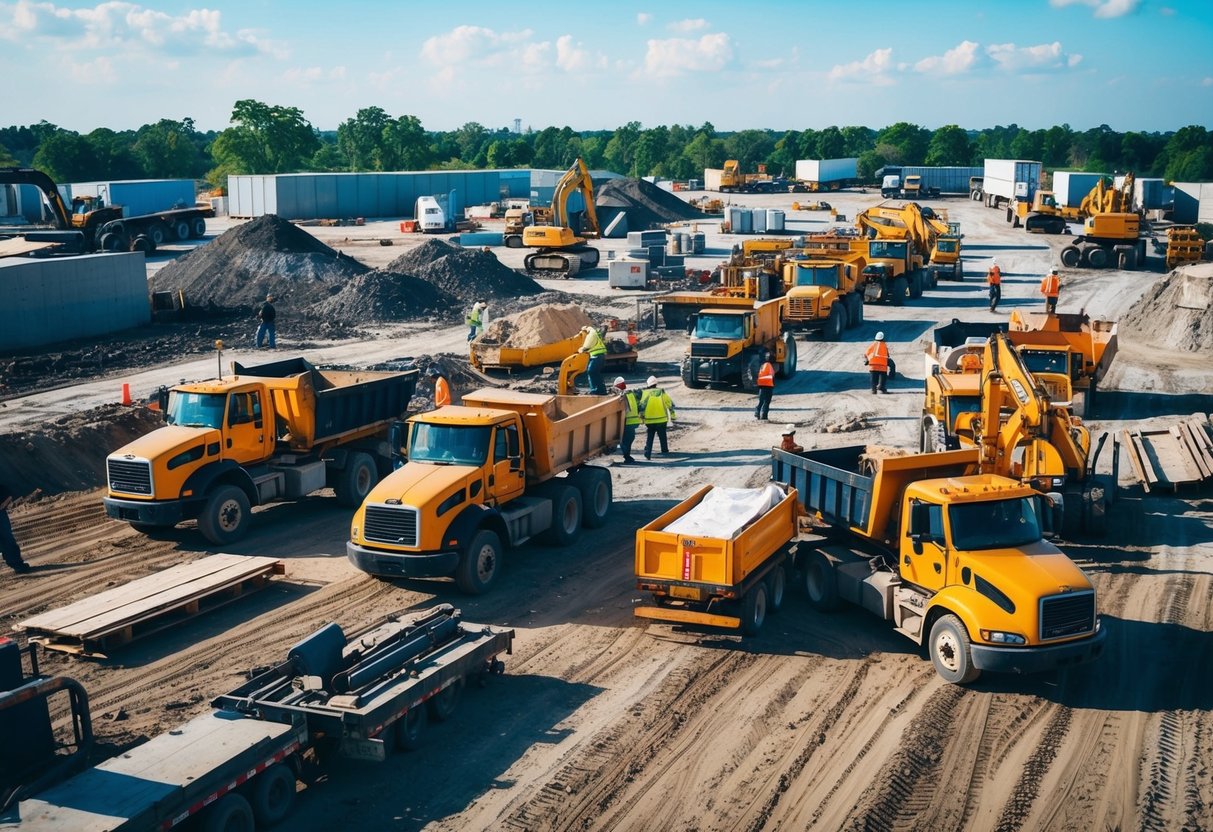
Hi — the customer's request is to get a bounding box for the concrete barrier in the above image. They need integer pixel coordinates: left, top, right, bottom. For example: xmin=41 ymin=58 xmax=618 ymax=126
xmin=0 ymin=252 xmax=149 ymax=351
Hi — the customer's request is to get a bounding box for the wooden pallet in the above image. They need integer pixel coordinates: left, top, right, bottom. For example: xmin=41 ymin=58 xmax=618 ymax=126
xmin=14 ymin=554 xmax=285 ymax=657
xmin=1121 ymin=417 xmax=1213 ymax=493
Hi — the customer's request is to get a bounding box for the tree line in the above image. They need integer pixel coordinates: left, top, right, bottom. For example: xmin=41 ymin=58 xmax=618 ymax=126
xmin=3 ymin=101 xmax=1211 ymax=189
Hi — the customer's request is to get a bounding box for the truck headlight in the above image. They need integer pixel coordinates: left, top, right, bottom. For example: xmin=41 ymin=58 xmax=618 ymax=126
xmin=1051 ymin=477 xmax=1065 ymax=487
xmin=980 ymin=630 xmax=1026 ymax=645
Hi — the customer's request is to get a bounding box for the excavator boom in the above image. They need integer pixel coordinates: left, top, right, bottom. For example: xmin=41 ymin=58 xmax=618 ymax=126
xmin=523 ymin=158 xmax=600 ymax=277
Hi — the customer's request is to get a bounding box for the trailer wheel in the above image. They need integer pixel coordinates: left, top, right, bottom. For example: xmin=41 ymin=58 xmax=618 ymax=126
xmin=428 ymin=677 xmax=464 ymax=722
xmin=929 ymin=614 xmax=980 ymax=684
xmin=334 ymin=452 xmax=377 ymax=507
xmin=844 ymin=292 xmax=863 ymax=327
xmin=191 ymin=216 xmax=208 ymax=238
xmin=172 ymin=219 xmax=191 ymax=241
xmin=99 ymin=231 xmax=121 ymax=251
xmin=741 ymin=581 xmax=768 ymax=636
xmin=543 ymin=485 xmax=583 ymax=545
xmin=778 ymin=332 xmax=797 ymax=378
xmin=824 ymin=304 xmax=846 ymax=341
xmin=455 ymin=529 xmax=502 ymax=594
xmin=766 ymin=565 xmax=787 ymax=613
xmin=199 ymin=484 xmax=251 ymax=544
xmin=395 ymin=706 xmax=427 ymax=751
xmin=574 ymin=468 xmax=612 ymax=529
xmin=147 ymin=222 xmax=169 ymax=247
xmin=130 ymin=235 xmax=154 ymax=253
xmin=890 ymin=276 xmax=907 ymax=306
xmin=201 ymin=792 xmax=254 ymax=832
xmin=804 ymin=552 xmax=842 ymax=611
xmin=1060 ymin=245 xmax=1081 ymax=268
xmin=250 ymin=763 xmax=296 ymax=827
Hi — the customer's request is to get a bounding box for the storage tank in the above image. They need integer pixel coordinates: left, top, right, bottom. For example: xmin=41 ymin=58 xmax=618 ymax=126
xmin=752 ymin=208 xmax=768 ymax=233
xmin=766 ymin=209 xmax=785 ymax=232
xmin=667 ymin=234 xmax=682 ymax=255
xmin=692 ymin=232 xmax=706 ymax=254
xmin=735 ymin=208 xmax=753 ymax=234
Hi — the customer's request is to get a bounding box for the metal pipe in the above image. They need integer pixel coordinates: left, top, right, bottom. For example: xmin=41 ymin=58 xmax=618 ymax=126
xmin=333 ymin=617 xmax=459 ymax=694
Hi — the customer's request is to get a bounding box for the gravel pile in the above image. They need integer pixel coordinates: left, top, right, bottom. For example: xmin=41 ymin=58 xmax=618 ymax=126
xmin=312 ymin=270 xmax=450 ymax=323
xmin=596 ymin=178 xmax=706 ymax=230
xmin=1121 ymin=264 xmax=1213 ymax=352
xmin=476 ymin=303 xmax=594 ymax=348
xmin=386 ymin=239 xmax=542 ymax=303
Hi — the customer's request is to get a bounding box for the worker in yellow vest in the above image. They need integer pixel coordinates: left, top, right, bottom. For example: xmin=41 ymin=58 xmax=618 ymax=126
xmin=613 ymin=377 xmax=641 ymax=463
xmin=639 ymin=376 xmax=675 ymax=460
xmin=578 ymin=324 xmax=608 ymax=395
xmin=754 ymin=351 xmax=776 ymax=420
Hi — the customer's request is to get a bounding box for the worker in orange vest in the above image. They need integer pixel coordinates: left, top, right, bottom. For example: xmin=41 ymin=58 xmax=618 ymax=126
xmin=754 ymin=351 xmax=776 ymax=420
xmin=987 ymin=259 xmax=1002 ymax=312
xmin=429 ymin=366 xmax=451 ymax=408
xmin=864 ymin=332 xmax=891 ymax=394
xmin=1039 ymin=267 xmax=1061 ymax=314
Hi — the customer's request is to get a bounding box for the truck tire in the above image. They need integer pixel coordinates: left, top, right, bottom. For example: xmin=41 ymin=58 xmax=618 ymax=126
xmin=190 ymin=216 xmax=207 ymax=238
xmin=198 ymin=484 xmax=251 ymax=545
xmin=908 ymin=270 xmax=924 ymax=299
xmin=954 ymin=261 xmax=963 ymax=282
xmin=890 ymin=276 xmax=907 ymax=306
xmin=1060 ymin=245 xmax=1081 ymax=268
xmin=574 ymin=468 xmax=611 ymax=529
xmin=130 ymin=235 xmax=154 ymax=253
xmin=804 ymin=552 xmax=842 ymax=611
xmin=825 ymin=304 xmax=846 ymax=341
xmin=147 ymin=222 xmax=169 ymax=247
xmin=542 ymin=485 xmax=583 ymax=545
xmin=334 ymin=451 xmax=377 ymax=507
xmin=928 ymin=614 xmax=981 ymax=684
xmin=767 ymin=564 xmax=787 ymax=613
xmin=741 ymin=581 xmax=768 ymax=636
xmin=680 ymin=356 xmax=704 ymax=389
xmin=778 ymin=332 xmax=797 ymax=377
xmin=99 ymin=231 xmax=121 ymax=251
xmin=395 ymin=705 xmax=427 ymax=751
xmin=428 ymin=677 xmax=463 ymax=722
xmin=845 ymin=292 xmax=863 ymax=326
xmin=1085 ymin=246 xmax=1110 ymax=269
xmin=201 ymin=792 xmax=254 ymax=832
xmin=250 ymin=763 xmax=296 ymax=827
xmin=454 ymin=529 xmax=502 ymax=594
xmin=172 ymin=219 xmax=191 ymax=241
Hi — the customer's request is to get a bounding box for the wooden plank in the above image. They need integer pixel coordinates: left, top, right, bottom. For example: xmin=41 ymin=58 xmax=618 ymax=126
xmin=1178 ymin=423 xmax=1213 ymax=480
xmin=1183 ymin=418 xmax=1213 ymax=474
xmin=1135 ymin=428 xmax=1202 ymax=490
xmin=1120 ymin=430 xmax=1151 ymax=490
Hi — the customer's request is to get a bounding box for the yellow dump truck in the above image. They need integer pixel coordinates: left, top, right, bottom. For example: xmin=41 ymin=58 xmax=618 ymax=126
xmin=665 ymin=295 xmax=796 ymax=390
xmin=635 ymin=483 xmax=799 ymax=635
xmin=783 ymin=249 xmax=867 ymax=339
xmin=1007 ymin=310 xmax=1117 ymax=416
xmin=773 ymin=445 xmax=1106 ymax=683
xmin=104 ymin=357 xmax=418 ymax=544
xmin=470 ymin=331 xmax=637 ymax=374
xmin=347 ymin=389 xmax=623 ymax=593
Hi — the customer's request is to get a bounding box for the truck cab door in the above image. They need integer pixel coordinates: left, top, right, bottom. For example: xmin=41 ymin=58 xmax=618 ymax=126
xmin=902 ymin=500 xmax=948 ymax=593
xmin=487 ymin=424 xmax=525 ymax=505
xmin=222 ymin=388 xmax=271 ymax=464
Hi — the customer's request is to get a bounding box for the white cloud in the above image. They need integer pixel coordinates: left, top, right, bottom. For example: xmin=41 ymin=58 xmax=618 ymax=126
xmin=1160 ymin=5 xmax=1176 ymax=14
xmin=669 ymin=18 xmax=708 ymax=32
xmin=642 ymin=33 xmax=732 ymax=77
xmin=1049 ymin=0 xmax=1139 ymax=18
xmin=420 ymin=25 xmax=532 ymax=67
xmin=1202 ymin=77 xmax=1213 ymax=87
xmin=636 ymin=12 xmax=651 ymax=25
xmin=828 ymin=47 xmax=895 ymax=84
xmin=556 ymin=34 xmax=602 ymax=72
xmin=419 ymin=25 xmax=602 ymax=78
xmin=67 ymin=54 xmax=116 ymax=84
xmin=914 ymin=40 xmax=982 ymax=74
xmin=986 ymin=41 xmax=1082 ymax=72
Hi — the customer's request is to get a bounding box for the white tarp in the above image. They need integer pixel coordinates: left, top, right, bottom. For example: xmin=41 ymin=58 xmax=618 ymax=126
xmin=663 ymin=485 xmax=785 ymax=540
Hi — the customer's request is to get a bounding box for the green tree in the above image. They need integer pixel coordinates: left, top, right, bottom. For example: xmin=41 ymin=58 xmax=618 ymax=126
xmin=337 ymin=106 xmax=390 ymax=171
xmin=309 ymin=141 xmax=348 ymax=172
xmin=454 ymin=122 xmax=489 ymax=163
xmin=1009 ymin=129 xmax=1044 ymax=164
xmin=31 ymin=130 xmax=99 ymax=181
xmin=485 ymin=140 xmax=514 ymax=168
xmin=632 ymin=127 xmax=669 ymax=177
xmin=723 ymin=129 xmax=774 ymax=172
xmin=603 ymin=121 xmax=642 ymax=174
xmin=210 ymin=99 xmax=319 ymax=177
xmin=0 ymin=142 xmax=15 ymax=166
xmin=816 ymin=126 xmax=846 ymax=159
xmin=857 ymin=149 xmax=889 ymax=180
xmin=839 ymin=125 xmax=875 ymax=157
xmin=132 ymin=119 xmax=200 ymax=178
xmin=86 ymin=127 xmax=141 ymax=179
xmin=382 ymin=114 xmax=431 ymax=170
xmin=925 ymin=125 xmax=972 ymax=166
xmin=875 ymin=122 xmax=930 ymax=165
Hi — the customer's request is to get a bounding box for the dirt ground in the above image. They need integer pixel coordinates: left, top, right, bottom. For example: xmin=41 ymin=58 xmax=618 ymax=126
xmin=2 ymin=191 xmax=1213 ymax=831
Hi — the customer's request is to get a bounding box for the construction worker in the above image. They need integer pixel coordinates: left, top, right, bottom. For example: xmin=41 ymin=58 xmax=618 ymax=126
xmin=864 ymin=332 xmax=891 ymax=394
xmin=255 ymin=294 xmax=276 ymax=348
xmin=428 ymin=366 xmax=451 ymax=408
xmin=754 ymin=351 xmax=776 ymax=420
xmin=578 ymin=324 xmax=608 ymax=395
xmin=639 ymin=376 xmax=675 ymax=460
xmin=465 ymin=301 xmax=486 ymax=342
xmin=779 ymin=425 xmax=804 ymax=453
xmin=614 ymin=377 xmax=641 ymax=464
xmin=1040 ymin=268 xmax=1061 ymax=314
xmin=987 ymin=259 xmax=1002 ymax=312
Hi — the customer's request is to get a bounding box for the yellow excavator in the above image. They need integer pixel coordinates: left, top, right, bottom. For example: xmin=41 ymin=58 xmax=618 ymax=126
xmin=854 ymin=201 xmax=952 ymax=300
xmin=1059 ymin=173 xmax=1148 ymax=269
xmin=522 ymin=158 xmax=601 ymax=278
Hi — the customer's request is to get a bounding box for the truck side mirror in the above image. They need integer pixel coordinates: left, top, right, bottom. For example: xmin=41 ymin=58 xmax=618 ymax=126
xmin=389 ymin=421 xmax=407 ymax=470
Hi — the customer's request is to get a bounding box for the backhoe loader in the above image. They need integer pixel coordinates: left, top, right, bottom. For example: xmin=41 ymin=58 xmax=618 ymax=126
xmin=522 ymin=158 xmax=601 ymax=277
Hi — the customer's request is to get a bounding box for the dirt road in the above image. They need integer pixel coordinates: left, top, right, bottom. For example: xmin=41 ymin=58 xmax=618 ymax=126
xmin=3 ymin=192 xmax=1212 ymax=830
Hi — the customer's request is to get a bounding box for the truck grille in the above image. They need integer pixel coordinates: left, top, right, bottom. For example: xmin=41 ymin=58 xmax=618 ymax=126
xmin=363 ymin=505 xmax=419 ymax=547
xmin=787 ymin=298 xmax=816 ymax=319
xmin=690 ymin=342 xmax=728 ymax=358
xmin=108 ymin=458 xmax=152 ymax=495
xmin=1040 ymin=591 xmax=1095 ymax=640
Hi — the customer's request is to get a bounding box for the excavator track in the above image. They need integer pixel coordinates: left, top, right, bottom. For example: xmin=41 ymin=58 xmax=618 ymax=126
xmin=524 ymin=246 xmax=599 ymax=278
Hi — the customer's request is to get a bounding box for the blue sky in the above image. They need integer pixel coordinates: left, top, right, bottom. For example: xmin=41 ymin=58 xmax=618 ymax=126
xmin=1 ymin=0 xmax=1211 ymax=134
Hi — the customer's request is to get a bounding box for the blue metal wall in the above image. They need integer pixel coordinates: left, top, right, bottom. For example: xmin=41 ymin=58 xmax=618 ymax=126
xmin=229 ymin=171 xmax=504 ymax=220
xmin=68 ymin=180 xmax=197 ymax=217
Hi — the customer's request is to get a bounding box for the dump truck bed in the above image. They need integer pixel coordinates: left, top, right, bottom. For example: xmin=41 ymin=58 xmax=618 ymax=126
xmin=470 ymin=333 xmax=584 ymax=370
xmin=459 ymin=388 xmax=623 ymax=481
xmin=1006 ymin=311 xmax=1118 ymax=386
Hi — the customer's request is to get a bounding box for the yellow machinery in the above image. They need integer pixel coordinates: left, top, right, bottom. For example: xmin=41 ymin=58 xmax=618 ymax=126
xmin=677 ymin=295 xmax=796 ymax=389
xmin=522 ymin=158 xmax=601 ymax=277
xmin=1058 ymin=172 xmax=1148 ymax=269
xmin=347 ymin=388 xmax=623 ymax=593
xmin=854 ymin=201 xmax=955 ymax=300
xmin=1011 ymin=191 xmax=1083 ymax=234
xmin=782 ymin=247 xmax=867 ymax=339
xmin=502 ymin=207 xmax=530 ymax=248
xmin=717 ymin=159 xmax=774 ymax=193
xmin=1007 ymin=310 xmax=1118 ymax=416
xmin=1165 ymin=226 xmax=1206 ymax=270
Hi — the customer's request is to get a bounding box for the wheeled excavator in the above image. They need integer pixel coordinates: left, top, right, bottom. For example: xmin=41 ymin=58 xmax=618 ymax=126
xmin=1059 ymin=172 xmax=1147 ymax=270
xmin=853 ymin=201 xmax=955 ymax=302
xmin=522 ymin=158 xmax=601 ymax=278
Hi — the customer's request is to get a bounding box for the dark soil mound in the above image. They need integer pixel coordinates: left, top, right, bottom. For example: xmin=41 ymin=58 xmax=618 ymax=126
xmin=387 ymin=239 xmax=542 ymax=302
xmin=313 ymin=270 xmax=451 ymax=323
xmin=153 ymin=214 xmax=368 ymax=312
xmin=596 ymin=178 xmax=705 ymax=230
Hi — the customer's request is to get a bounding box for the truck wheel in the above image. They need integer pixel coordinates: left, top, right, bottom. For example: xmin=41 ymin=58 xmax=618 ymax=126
xmin=455 ymin=529 xmax=502 ymax=594
xmin=928 ymin=614 xmax=981 ymax=684
xmin=908 ymin=271 xmax=924 ymax=299
xmin=574 ymin=468 xmax=612 ymax=529
xmin=681 ymin=356 xmax=705 ymax=389
xmin=147 ymin=223 xmax=169 ymax=247
xmin=190 ymin=216 xmax=207 ymax=238
xmin=1060 ymin=245 xmax=1081 ymax=268
xmin=334 ymin=452 xmax=377 ymax=507
xmin=172 ymin=219 xmax=191 ymax=241
xmin=845 ymin=292 xmax=863 ymax=326
xmin=741 ymin=582 xmax=768 ymax=636
xmin=99 ymin=231 xmax=121 ymax=251
xmin=428 ymin=677 xmax=463 ymax=722
xmin=1086 ymin=246 xmax=1110 ymax=269
xmin=199 ymin=484 xmax=251 ymax=544
xmin=825 ymin=304 xmax=846 ymax=341
xmin=395 ymin=706 xmax=427 ymax=751
xmin=804 ymin=552 xmax=842 ymax=611
xmin=201 ymin=792 xmax=254 ymax=832
xmin=543 ymin=485 xmax=583 ymax=545
xmin=130 ymin=235 xmax=154 ymax=253
xmin=890 ymin=276 xmax=907 ymax=306
xmin=778 ymin=332 xmax=797 ymax=378
xmin=767 ymin=565 xmax=787 ymax=613
xmin=250 ymin=763 xmax=296 ymax=827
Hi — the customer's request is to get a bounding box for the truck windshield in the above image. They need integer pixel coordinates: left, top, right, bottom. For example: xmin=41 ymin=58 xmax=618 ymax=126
xmin=1021 ymin=350 xmax=1068 ymax=376
xmin=869 ymin=240 xmax=908 ymax=259
xmin=166 ymin=392 xmax=225 ymax=429
xmin=935 ymin=239 xmax=958 ymax=254
xmin=949 ymin=498 xmax=1042 ymax=550
xmin=695 ymin=315 xmax=745 ymax=340
xmin=409 ymin=423 xmax=491 ymax=466
xmin=947 ymin=396 xmax=981 ymax=426
xmin=792 ymin=265 xmax=839 ymax=289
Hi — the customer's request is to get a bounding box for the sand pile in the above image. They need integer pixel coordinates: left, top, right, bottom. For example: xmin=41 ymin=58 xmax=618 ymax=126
xmin=596 ymin=178 xmax=705 ymax=230
xmin=476 ymin=303 xmax=594 ymax=349
xmin=312 ymin=270 xmax=450 ymax=323
xmin=386 ymin=239 xmax=542 ymax=302
xmin=1121 ymin=264 xmax=1213 ymax=352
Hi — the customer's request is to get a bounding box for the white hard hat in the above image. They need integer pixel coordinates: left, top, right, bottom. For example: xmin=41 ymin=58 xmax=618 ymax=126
xmin=613 ymin=376 xmax=626 ymax=388
xmin=782 ymin=424 xmax=796 ymax=435
xmin=1051 ymin=267 xmax=1058 ymax=274
xmin=646 ymin=375 xmax=658 ymax=387
xmin=875 ymin=331 xmax=885 ymax=341
xmin=990 ymin=258 xmax=997 ymax=265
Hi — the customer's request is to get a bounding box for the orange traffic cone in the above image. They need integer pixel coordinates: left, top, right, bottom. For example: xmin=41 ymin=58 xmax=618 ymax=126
xmin=121 ymin=382 xmax=132 ymax=406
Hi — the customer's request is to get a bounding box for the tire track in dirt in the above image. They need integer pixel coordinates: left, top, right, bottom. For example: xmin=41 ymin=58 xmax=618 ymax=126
xmin=993 ymin=705 xmax=1073 ymax=831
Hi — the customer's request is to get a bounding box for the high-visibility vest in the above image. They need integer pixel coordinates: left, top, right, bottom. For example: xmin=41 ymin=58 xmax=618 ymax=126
xmin=466 ymin=307 xmax=482 ymax=327
xmin=623 ymin=390 xmax=641 ymax=425
xmin=987 ymin=266 xmax=1001 ymax=286
xmin=639 ymin=388 xmax=674 ymax=424
xmin=1040 ymin=274 xmax=1060 ymax=297
xmin=865 ymin=341 xmax=890 ymax=372
xmin=434 ymin=377 xmax=451 ymax=408
xmin=757 ymin=362 xmax=775 ymax=388
xmin=584 ymin=327 xmax=607 ymax=357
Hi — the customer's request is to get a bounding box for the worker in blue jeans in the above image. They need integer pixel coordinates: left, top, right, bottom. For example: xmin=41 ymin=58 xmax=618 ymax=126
xmin=255 ymin=294 xmax=277 ymax=348
xmin=578 ymin=325 xmax=608 ymax=395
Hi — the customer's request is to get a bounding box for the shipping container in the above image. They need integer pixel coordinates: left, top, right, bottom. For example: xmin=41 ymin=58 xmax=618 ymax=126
xmin=1134 ymin=178 xmax=1174 ymax=211
xmin=794 ymin=158 xmax=858 ymax=184
xmin=1173 ymin=182 xmax=1213 ymax=224
xmin=69 ymin=179 xmax=197 ymax=218
xmin=704 ymin=168 xmax=724 ymax=192
xmin=227 ymin=171 xmax=501 ymax=220
xmin=879 ymin=166 xmax=983 ymax=196
xmin=1051 ymin=171 xmax=1106 ymax=207
xmin=982 ymin=159 xmax=1042 ymax=203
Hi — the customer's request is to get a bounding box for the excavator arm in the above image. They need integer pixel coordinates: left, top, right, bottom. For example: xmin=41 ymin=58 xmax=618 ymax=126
xmin=855 ymin=202 xmax=948 ymax=257
xmin=550 ymin=158 xmax=599 ymax=239
xmin=0 ymin=167 xmax=73 ymax=230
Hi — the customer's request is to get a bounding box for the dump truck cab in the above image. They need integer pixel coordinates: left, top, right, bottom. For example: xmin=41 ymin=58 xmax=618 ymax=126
xmin=679 ymin=297 xmax=796 ymax=390
xmin=783 ymin=251 xmax=866 ymax=340
xmin=861 ymin=238 xmax=922 ymax=306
